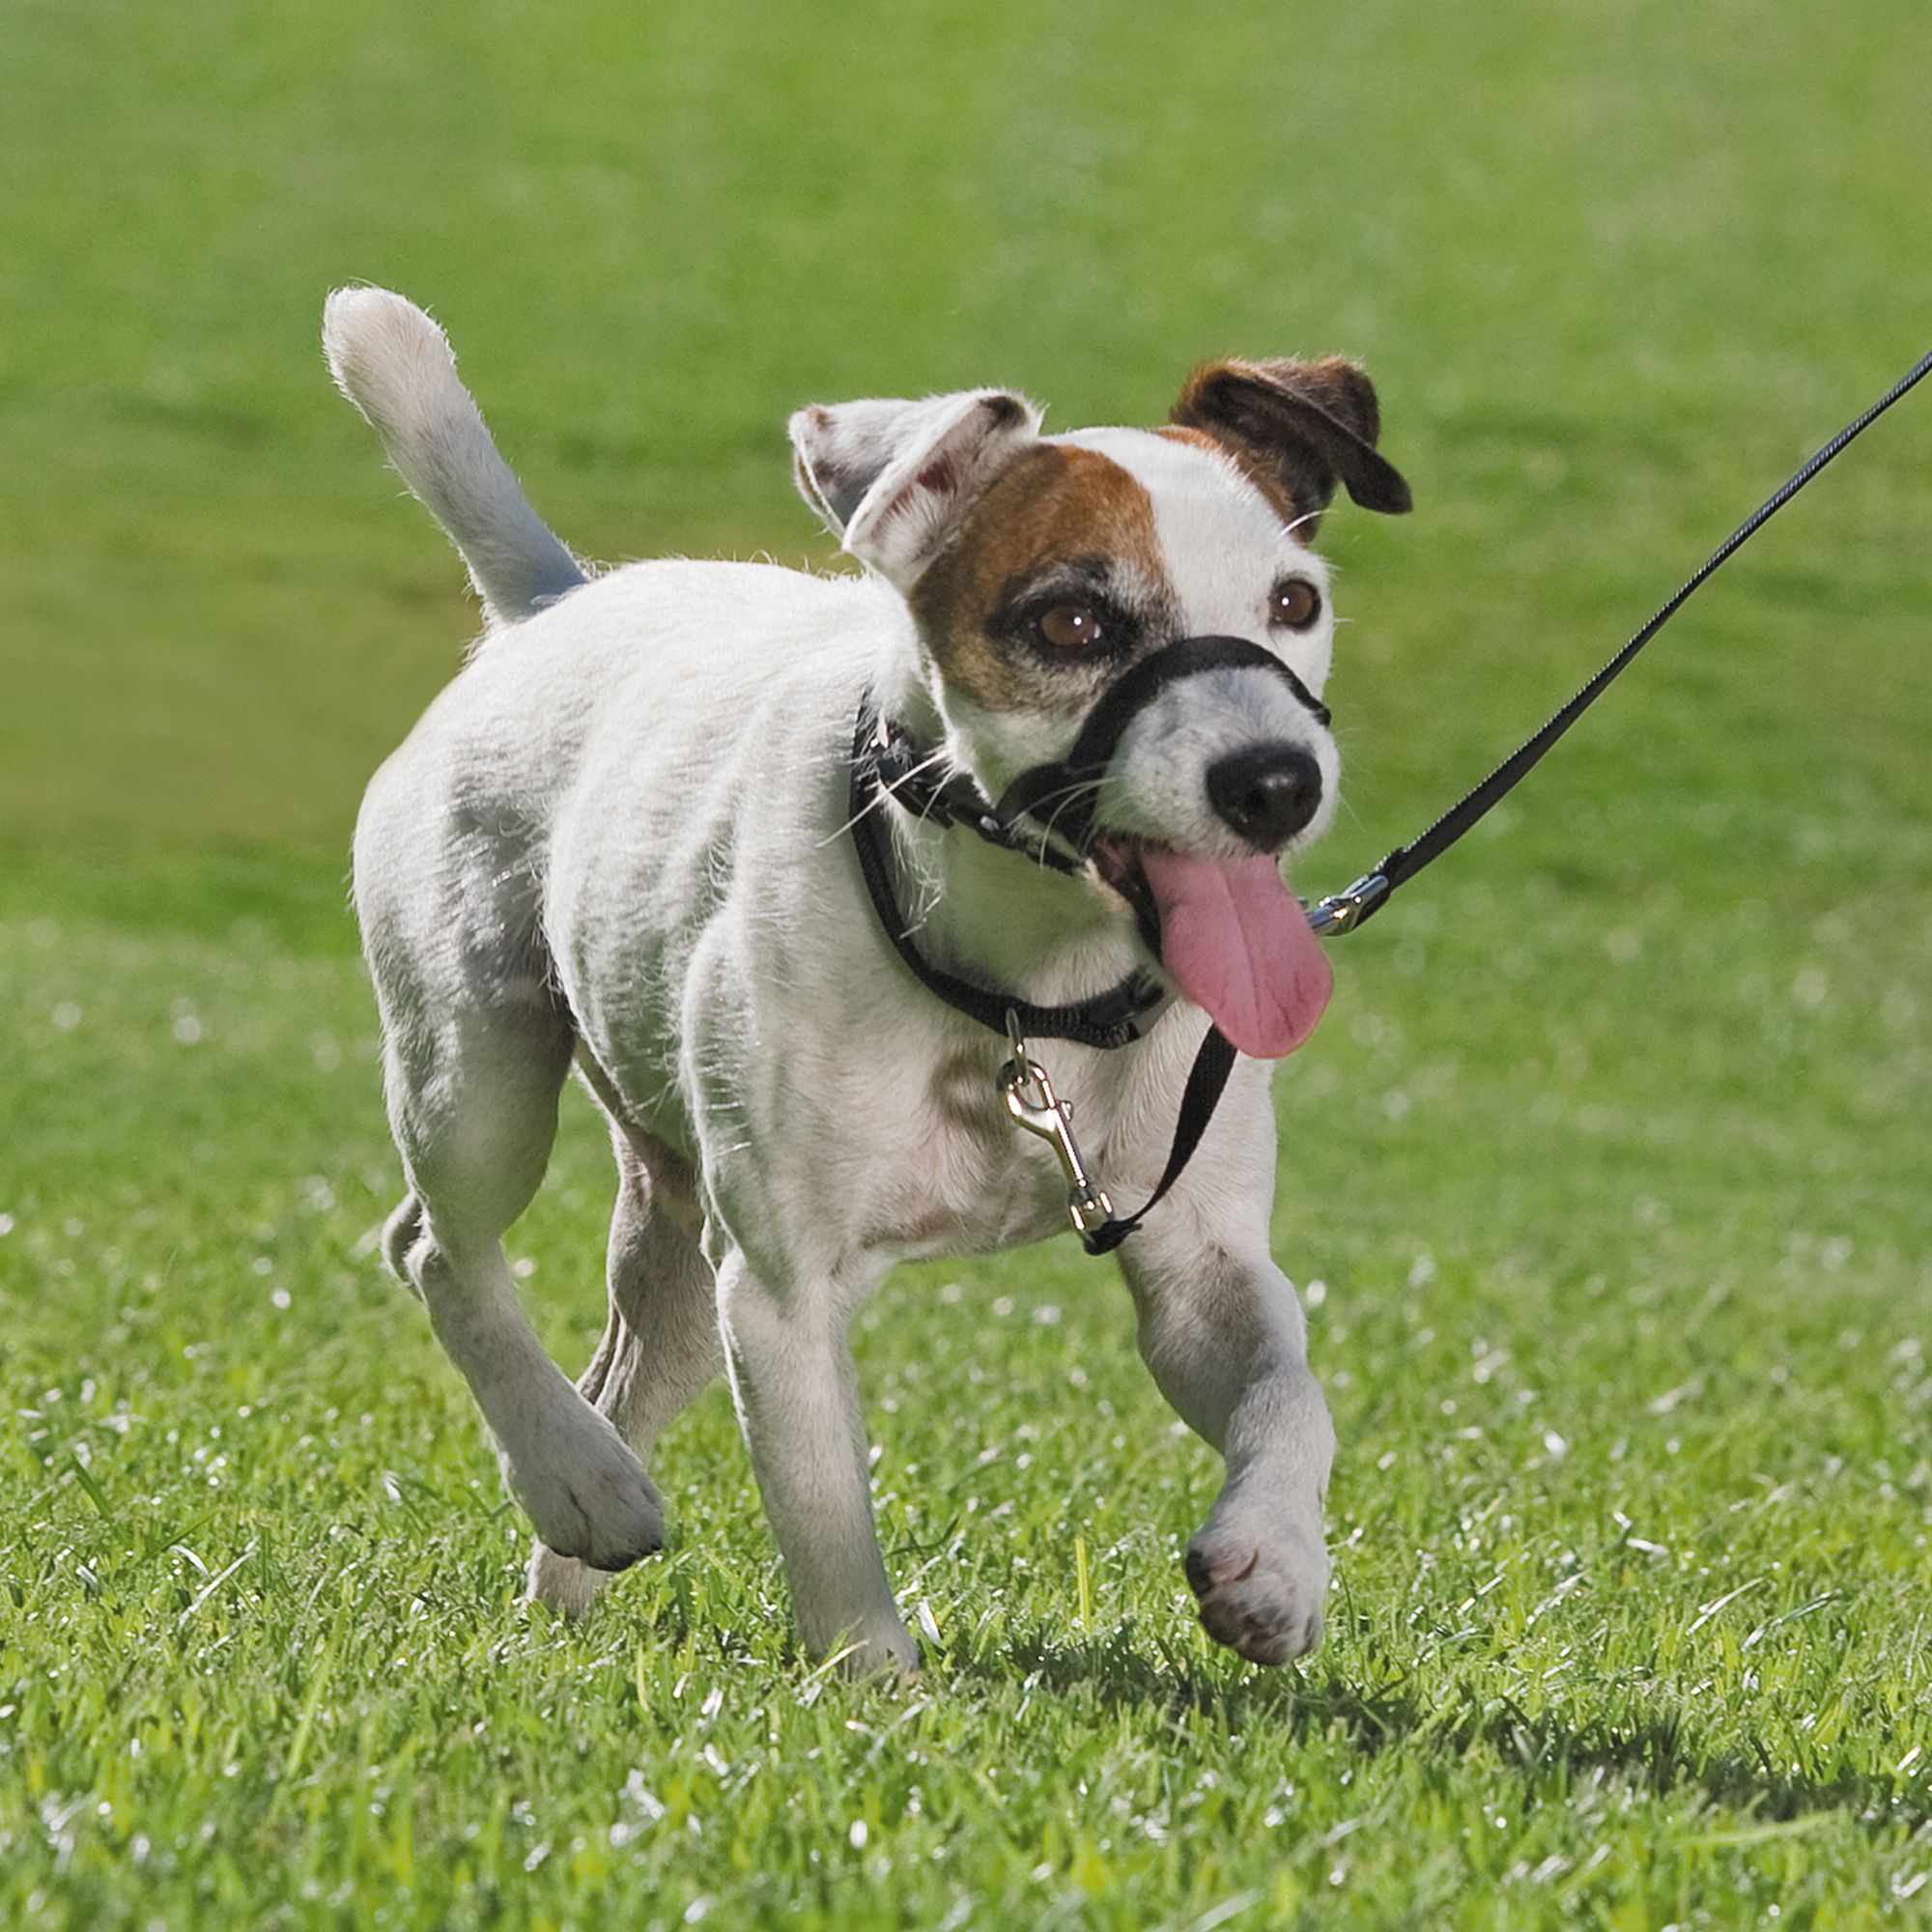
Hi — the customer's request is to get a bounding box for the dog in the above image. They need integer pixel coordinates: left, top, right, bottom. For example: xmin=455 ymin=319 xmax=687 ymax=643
xmin=324 ymin=286 xmax=1409 ymax=1676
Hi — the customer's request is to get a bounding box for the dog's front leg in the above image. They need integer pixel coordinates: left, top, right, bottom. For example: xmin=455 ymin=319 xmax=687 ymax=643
xmin=713 ymin=1246 xmax=919 ymax=1679
xmin=1119 ymin=1201 xmax=1335 ymax=1665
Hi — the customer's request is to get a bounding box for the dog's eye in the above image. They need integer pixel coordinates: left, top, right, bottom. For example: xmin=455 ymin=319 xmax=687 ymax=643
xmin=1036 ymin=604 xmax=1106 ymax=651
xmin=1268 ymin=578 xmax=1322 ymax=631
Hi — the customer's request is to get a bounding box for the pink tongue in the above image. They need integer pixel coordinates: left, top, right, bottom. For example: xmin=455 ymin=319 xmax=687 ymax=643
xmin=1138 ymin=849 xmax=1333 ymax=1060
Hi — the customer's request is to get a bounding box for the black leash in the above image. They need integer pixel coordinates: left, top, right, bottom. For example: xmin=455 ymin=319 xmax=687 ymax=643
xmin=1305 ymin=346 xmax=1932 ymax=937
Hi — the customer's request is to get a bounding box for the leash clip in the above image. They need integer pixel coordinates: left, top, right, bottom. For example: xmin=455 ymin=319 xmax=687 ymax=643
xmin=999 ymin=1012 xmax=1115 ymax=1237
xmin=1304 ymin=870 xmax=1391 ymax=938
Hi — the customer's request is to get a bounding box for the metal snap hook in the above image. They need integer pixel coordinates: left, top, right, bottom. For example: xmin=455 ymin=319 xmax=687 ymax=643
xmin=998 ymin=1012 xmax=1115 ymax=1236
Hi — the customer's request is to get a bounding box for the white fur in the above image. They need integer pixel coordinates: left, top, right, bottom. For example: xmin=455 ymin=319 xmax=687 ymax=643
xmin=793 ymin=390 xmax=1042 ymax=588
xmin=334 ymin=289 xmax=1340 ymax=1676
xmin=323 ymin=288 xmax=585 ymax=624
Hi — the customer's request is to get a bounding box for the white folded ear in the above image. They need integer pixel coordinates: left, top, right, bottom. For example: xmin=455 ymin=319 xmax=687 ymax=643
xmin=789 ymin=388 xmax=1041 ymax=588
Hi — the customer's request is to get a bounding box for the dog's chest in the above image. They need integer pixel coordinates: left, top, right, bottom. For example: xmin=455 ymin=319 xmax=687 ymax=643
xmin=870 ymin=1049 xmax=1093 ymax=1257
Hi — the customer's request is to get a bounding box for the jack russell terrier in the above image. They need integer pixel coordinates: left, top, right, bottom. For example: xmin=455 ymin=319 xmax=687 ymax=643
xmin=324 ymin=287 xmax=1409 ymax=1676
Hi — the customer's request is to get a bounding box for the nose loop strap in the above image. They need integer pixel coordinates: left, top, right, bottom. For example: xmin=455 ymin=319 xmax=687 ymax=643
xmin=992 ymin=634 xmax=1329 ymax=849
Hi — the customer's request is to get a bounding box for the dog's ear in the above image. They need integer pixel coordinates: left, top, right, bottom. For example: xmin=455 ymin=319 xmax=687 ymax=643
xmin=789 ymin=389 xmax=1042 ymax=587
xmin=1172 ymin=356 xmax=1411 ymax=533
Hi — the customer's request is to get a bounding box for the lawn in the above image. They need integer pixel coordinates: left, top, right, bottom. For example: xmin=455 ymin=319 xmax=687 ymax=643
xmin=3 ymin=1 xmax=1931 ymax=1925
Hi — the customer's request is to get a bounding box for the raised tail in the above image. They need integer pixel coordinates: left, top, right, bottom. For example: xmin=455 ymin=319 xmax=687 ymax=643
xmin=322 ymin=286 xmax=586 ymax=625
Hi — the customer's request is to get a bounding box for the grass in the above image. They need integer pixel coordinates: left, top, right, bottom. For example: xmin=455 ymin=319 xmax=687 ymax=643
xmin=4 ymin=0 xmax=1932 ymax=1924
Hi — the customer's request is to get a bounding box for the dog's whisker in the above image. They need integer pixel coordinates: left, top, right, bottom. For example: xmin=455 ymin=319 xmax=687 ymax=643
xmin=969 ymin=775 xmax=1101 ymax=870
xmin=817 ymin=746 xmax=957 ymax=846
xmin=1019 ymin=779 xmax=1103 ymax=867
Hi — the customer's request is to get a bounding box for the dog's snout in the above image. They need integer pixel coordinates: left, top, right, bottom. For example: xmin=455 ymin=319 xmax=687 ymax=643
xmin=1206 ymin=743 xmax=1322 ymax=850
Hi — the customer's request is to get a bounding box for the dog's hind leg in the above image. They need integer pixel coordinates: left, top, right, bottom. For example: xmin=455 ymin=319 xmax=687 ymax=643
xmin=382 ymin=993 xmax=665 ymax=1574
xmin=380 ymin=1192 xmax=425 ymax=1292
xmin=527 ymin=1128 xmax=724 ymax=1618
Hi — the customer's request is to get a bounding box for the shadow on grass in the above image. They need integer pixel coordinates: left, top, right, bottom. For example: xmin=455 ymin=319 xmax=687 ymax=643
xmin=957 ymin=1621 xmax=1929 ymax=1835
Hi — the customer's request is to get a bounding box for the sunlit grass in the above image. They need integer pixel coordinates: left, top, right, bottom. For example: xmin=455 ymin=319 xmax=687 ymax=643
xmin=4 ymin=832 xmax=1928 ymax=1926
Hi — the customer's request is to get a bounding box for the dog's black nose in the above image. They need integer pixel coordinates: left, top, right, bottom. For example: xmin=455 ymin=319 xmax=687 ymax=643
xmin=1206 ymin=743 xmax=1323 ymax=850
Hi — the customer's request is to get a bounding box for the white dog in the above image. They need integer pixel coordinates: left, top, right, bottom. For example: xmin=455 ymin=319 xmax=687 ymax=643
xmin=324 ymin=287 xmax=1409 ymax=1676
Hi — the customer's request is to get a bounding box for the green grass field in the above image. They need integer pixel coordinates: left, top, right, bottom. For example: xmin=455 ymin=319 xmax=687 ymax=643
xmin=4 ymin=1 xmax=1931 ymax=1924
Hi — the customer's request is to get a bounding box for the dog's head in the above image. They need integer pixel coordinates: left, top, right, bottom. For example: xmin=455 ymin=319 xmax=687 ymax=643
xmin=790 ymin=358 xmax=1410 ymax=1059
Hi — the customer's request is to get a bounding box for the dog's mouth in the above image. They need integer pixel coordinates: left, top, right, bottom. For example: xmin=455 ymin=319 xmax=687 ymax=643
xmin=1094 ymin=837 xmax=1333 ymax=1061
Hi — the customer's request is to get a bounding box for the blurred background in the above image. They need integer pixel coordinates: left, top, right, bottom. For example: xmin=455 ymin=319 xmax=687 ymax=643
xmin=7 ymin=0 xmax=1928 ymax=870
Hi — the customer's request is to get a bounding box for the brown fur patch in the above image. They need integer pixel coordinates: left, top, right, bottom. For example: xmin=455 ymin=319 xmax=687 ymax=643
xmin=908 ymin=442 xmax=1170 ymax=713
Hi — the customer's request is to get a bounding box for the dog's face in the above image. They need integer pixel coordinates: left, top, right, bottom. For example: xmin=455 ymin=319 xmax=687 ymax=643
xmin=791 ymin=359 xmax=1410 ymax=1058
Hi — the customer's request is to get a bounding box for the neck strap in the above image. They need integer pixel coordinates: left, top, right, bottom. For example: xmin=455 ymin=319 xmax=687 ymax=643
xmin=847 ymin=703 xmax=1170 ymax=1049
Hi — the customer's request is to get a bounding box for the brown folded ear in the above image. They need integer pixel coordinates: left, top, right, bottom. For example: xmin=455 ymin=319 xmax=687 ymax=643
xmin=1172 ymin=356 xmax=1411 ymax=533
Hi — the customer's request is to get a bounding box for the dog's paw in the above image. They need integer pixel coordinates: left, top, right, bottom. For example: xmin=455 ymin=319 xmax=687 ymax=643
xmin=526 ymin=1542 xmax=613 ymax=1620
xmin=508 ymin=1419 xmax=664 ymax=1573
xmin=829 ymin=1616 xmax=923 ymax=1685
xmin=1184 ymin=1521 xmax=1329 ymax=1665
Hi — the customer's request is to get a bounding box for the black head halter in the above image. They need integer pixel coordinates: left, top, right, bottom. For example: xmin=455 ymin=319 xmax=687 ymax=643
xmin=991 ymin=634 xmax=1329 ymax=851
xmin=846 ymin=631 xmax=1332 ymax=1251
xmin=847 ymin=631 xmax=1331 ymax=1035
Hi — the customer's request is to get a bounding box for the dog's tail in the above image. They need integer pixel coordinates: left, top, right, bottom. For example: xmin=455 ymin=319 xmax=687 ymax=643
xmin=322 ymin=286 xmax=586 ymax=626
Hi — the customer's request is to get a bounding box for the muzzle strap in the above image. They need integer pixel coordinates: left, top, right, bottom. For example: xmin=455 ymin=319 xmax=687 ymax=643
xmin=995 ymin=634 xmax=1330 ymax=847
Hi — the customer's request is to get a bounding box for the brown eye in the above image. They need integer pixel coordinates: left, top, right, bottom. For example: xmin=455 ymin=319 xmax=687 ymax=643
xmin=1036 ymin=604 xmax=1106 ymax=651
xmin=1269 ymin=578 xmax=1321 ymax=631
